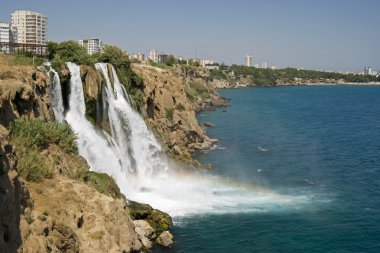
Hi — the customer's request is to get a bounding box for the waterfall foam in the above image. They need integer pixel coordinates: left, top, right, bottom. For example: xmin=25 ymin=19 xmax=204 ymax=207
xmin=53 ymin=62 xmax=312 ymax=217
xmin=45 ymin=63 xmax=65 ymax=122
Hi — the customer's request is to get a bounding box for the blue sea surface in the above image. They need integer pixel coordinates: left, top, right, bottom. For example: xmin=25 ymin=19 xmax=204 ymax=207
xmin=156 ymin=86 xmax=380 ymax=253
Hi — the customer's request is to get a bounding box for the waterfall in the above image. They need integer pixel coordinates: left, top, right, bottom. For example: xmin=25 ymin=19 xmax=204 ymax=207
xmin=94 ymin=63 xmax=168 ymax=178
xmin=64 ymin=63 xmax=128 ymax=187
xmin=45 ymin=63 xmax=64 ymax=122
xmin=51 ymin=62 xmax=312 ymax=217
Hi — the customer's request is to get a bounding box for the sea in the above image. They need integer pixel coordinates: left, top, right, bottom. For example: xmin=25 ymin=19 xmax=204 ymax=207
xmin=155 ymin=86 xmax=380 ymax=253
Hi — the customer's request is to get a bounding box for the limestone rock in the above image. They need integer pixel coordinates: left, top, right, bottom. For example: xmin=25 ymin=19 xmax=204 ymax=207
xmin=127 ymin=200 xmax=172 ymax=234
xmin=156 ymin=231 xmax=174 ymax=247
xmin=132 ymin=64 xmax=227 ymax=164
xmin=133 ymin=220 xmax=155 ymax=249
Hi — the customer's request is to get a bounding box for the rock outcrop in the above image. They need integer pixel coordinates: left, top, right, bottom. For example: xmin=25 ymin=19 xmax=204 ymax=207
xmin=132 ymin=64 xmax=226 ymax=166
xmin=0 ymin=64 xmax=53 ymax=127
xmin=0 ymin=57 xmax=174 ymax=252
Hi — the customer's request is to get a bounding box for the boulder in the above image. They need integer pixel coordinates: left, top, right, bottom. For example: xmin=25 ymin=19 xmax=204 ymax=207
xmin=133 ymin=220 xmax=155 ymax=249
xmin=156 ymin=231 xmax=174 ymax=247
xmin=127 ymin=200 xmax=173 ymax=234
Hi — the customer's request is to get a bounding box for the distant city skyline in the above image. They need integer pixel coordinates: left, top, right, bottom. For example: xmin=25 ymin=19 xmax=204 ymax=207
xmin=0 ymin=0 xmax=379 ymax=72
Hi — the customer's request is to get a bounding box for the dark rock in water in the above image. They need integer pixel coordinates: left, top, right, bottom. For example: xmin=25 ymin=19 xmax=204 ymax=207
xmin=203 ymin=122 xmax=215 ymax=128
xmin=127 ymin=200 xmax=173 ymax=234
xmin=222 ymin=110 xmax=227 ymax=112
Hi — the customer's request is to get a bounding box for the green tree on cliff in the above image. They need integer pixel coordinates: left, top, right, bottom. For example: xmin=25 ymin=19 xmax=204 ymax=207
xmin=165 ymin=55 xmax=176 ymax=66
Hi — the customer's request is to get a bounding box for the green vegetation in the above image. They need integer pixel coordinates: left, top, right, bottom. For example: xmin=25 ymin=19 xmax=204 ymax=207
xmin=8 ymin=119 xmax=77 ymax=182
xmin=175 ymin=102 xmax=186 ymax=111
xmin=165 ymin=108 xmax=174 ymax=122
xmin=227 ymin=65 xmax=379 ymax=85
xmin=149 ymin=61 xmax=171 ymax=69
xmin=48 ymin=41 xmax=146 ymax=112
xmin=9 ymin=119 xmax=78 ymax=154
xmin=8 ymin=119 xmax=123 ymax=199
xmin=83 ymin=171 xmax=122 ymax=198
xmin=209 ymin=69 xmax=229 ymax=81
xmin=165 ymin=55 xmax=176 ymax=66
xmin=186 ymin=82 xmax=210 ymax=101
xmin=17 ymin=149 xmax=52 ymax=182
xmin=0 ymin=52 xmax=45 ymax=66
xmin=48 ymin=41 xmax=96 ymax=69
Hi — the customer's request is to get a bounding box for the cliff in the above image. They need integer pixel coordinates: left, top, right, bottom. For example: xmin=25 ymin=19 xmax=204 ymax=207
xmin=0 ymin=56 xmax=172 ymax=252
xmin=132 ymin=64 xmax=227 ymax=166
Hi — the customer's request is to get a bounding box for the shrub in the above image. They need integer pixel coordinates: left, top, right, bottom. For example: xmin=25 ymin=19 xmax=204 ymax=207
xmin=17 ymin=149 xmax=52 ymax=182
xmin=191 ymin=82 xmax=211 ymax=99
xmin=97 ymin=45 xmax=130 ymax=69
xmin=9 ymin=119 xmax=78 ymax=154
xmin=9 ymin=119 xmax=78 ymax=182
xmin=165 ymin=108 xmax=174 ymax=122
xmin=175 ymin=103 xmax=186 ymax=111
xmin=83 ymin=171 xmax=122 ymax=198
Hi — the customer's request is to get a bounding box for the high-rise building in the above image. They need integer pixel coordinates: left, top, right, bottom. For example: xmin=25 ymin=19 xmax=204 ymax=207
xmin=244 ymin=54 xmax=253 ymax=67
xmin=11 ymin=10 xmax=47 ymax=45
xmin=0 ymin=22 xmax=10 ymax=52
xmin=364 ymin=66 xmax=373 ymax=75
xmin=78 ymin=38 xmax=103 ymax=55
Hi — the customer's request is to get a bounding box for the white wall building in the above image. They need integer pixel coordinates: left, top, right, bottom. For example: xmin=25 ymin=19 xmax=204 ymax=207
xmin=78 ymin=38 xmax=103 ymax=55
xmin=200 ymin=59 xmax=214 ymax=67
xmin=0 ymin=22 xmax=10 ymax=52
xmin=364 ymin=66 xmax=374 ymax=75
xmin=149 ymin=49 xmax=158 ymax=62
xmin=11 ymin=10 xmax=47 ymax=45
xmin=244 ymin=54 xmax=253 ymax=67
xmin=130 ymin=53 xmax=145 ymax=61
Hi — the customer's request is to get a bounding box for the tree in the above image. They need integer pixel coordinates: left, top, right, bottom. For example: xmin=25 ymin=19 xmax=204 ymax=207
xmin=165 ymin=55 xmax=176 ymax=66
xmin=47 ymin=41 xmax=58 ymax=60
xmin=97 ymin=45 xmax=130 ymax=69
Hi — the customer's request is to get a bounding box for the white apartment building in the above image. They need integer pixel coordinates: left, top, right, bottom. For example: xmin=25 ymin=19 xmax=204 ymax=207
xmin=0 ymin=22 xmax=10 ymax=52
xmin=11 ymin=10 xmax=48 ymax=45
xmin=200 ymin=59 xmax=214 ymax=67
xmin=78 ymin=38 xmax=103 ymax=55
xmin=245 ymin=54 xmax=253 ymax=67
xmin=149 ymin=49 xmax=158 ymax=62
xmin=130 ymin=53 xmax=145 ymax=61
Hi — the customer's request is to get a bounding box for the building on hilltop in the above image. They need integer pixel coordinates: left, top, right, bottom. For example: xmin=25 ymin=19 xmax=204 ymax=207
xmin=200 ymin=59 xmax=214 ymax=67
xmin=11 ymin=10 xmax=47 ymax=46
xmin=149 ymin=49 xmax=169 ymax=63
xmin=130 ymin=53 xmax=145 ymax=62
xmin=0 ymin=22 xmax=10 ymax=52
xmin=78 ymin=38 xmax=103 ymax=55
xmin=157 ymin=52 xmax=168 ymax=63
xmin=149 ymin=49 xmax=158 ymax=62
xmin=244 ymin=54 xmax=253 ymax=67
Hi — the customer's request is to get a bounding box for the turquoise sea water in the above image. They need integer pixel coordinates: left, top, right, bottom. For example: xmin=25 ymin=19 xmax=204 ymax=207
xmin=156 ymin=86 xmax=380 ymax=253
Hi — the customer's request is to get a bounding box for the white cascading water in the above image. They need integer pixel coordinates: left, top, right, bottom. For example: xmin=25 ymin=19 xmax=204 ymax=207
xmin=45 ymin=63 xmax=65 ymax=122
xmin=55 ymin=62 xmax=312 ymax=217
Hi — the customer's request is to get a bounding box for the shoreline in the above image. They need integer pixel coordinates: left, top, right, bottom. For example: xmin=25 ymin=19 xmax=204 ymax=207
xmin=216 ymin=82 xmax=380 ymax=89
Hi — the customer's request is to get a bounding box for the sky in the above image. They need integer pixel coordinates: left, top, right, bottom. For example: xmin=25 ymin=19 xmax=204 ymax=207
xmin=1 ymin=0 xmax=379 ymax=72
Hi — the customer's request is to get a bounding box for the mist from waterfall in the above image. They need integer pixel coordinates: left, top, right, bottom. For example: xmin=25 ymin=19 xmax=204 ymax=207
xmin=51 ymin=62 xmax=313 ymax=217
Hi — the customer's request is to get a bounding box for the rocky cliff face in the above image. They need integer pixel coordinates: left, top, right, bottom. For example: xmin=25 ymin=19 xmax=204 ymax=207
xmin=0 ymin=64 xmax=53 ymax=128
xmin=132 ymin=64 xmax=227 ymax=166
xmin=0 ymin=58 xmax=172 ymax=253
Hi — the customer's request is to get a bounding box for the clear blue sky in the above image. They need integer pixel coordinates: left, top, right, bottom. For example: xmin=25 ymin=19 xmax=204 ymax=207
xmin=1 ymin=0 xmax=379 ymax=71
